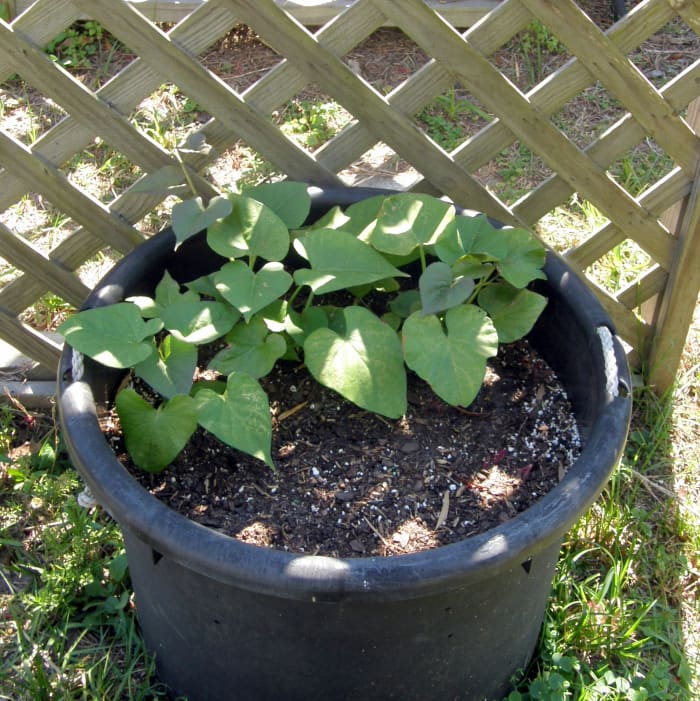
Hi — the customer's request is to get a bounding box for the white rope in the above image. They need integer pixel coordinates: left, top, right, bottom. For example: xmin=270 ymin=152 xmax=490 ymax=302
xmin=71 ymin=347 xmax=84 ymax=382
xmin=596 ymin=326 xmax=619 ymax=398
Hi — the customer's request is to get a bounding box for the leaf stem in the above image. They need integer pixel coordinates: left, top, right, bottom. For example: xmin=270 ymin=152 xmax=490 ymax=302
xmin=174 ymin=147 xmax=198 ymax=199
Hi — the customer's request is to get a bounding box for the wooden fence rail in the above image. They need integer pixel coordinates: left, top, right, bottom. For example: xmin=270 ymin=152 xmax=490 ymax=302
xmin=1 ymin=0 xmax=699 ymax=392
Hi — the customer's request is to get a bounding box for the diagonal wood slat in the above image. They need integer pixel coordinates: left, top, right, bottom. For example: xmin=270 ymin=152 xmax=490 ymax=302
xmin=522 ymin=0 xmax=700 ymax=177
xmin=227 ymin=0 xmax=520 ymax=223
xmin=72 ymin=0 xmax=343 ymax=188
xmin=0 ymin=0 xmax=698 ymax=393
xmin=372 ymin=0 xmax=674 ymax=263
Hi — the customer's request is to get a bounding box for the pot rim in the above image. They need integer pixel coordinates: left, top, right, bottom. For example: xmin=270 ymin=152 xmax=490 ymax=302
xmin=57 ymin=186 xmax=632 ymax=601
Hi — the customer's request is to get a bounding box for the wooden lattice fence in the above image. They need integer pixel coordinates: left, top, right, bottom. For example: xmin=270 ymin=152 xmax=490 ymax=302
xmin=1 ymin=0 xmax=699 ymax=392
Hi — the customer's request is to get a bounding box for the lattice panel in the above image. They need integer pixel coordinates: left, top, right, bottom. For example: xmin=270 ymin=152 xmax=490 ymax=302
xmin=1 ymin=0 xmax=699 ymax=391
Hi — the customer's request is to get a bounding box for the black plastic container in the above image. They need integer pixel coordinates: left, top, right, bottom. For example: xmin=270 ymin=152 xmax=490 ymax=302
xmin=57 ymin=187 xmax=632 ymax=701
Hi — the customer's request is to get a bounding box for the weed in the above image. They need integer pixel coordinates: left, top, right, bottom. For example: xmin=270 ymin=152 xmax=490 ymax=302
xmin=609 ymin=142 xmax=675 ymax=198
xmin=0 ymin=411 xmax=165 ymax=699
xmin=279 ymin=99 xmax=351 ymax=149
xmin=416 ymin=88 xmax=489 ymax=151
xmin=516 ymin=20 xmax=566 ymax=87
xmin=46 ymin=21 xmax=107 ymax=70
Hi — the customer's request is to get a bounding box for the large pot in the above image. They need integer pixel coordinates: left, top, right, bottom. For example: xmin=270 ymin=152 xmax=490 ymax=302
xmin=58 ymin=187 xmax=632 ymax=701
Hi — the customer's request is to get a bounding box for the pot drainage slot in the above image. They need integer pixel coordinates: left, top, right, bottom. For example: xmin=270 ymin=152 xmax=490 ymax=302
xmin=521 ymin=557 xmax=533 ymax=574
xmin=152 ymin=549 xmax=164 ymax=566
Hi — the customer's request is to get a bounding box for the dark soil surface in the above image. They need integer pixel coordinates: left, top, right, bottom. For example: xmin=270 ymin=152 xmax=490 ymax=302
xmin=119 ymin=340 xmax=582 ymax=558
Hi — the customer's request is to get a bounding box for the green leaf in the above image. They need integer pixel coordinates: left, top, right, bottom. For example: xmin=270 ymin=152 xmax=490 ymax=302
xmin=419 ymin=261 xmax=475 ymax=315
xmin=389 ymin=290 xmax=421 ymax=319
xmin=57 ymin=303 xmax=163 ymax=368
xmin=242 ymin=181 xmax=311 ymax=229
xmin=403 ymin=305 xmax=498 ymax=407
xmin=209 ymin=317 xmax=287 ymax=378
xmin=337 ymin=195 xmax=384 ymax=237
xmin=284 ymin=306 xmax=329 ymax=347
xmin=130 ymin=165 xmax=188 ymax=196
xmin=179 ymin=132 xmax=212 ymax=155
xmin=207 ymin=193 xmax=290 ymax=261
xmin=304 ymin=306 xmax=406 ymax=418
xmin=367 ymin=193 xmax=455 ymax=256
xmin=155 ymin=270 xmax=199 ymax=308
xmin=134 ymin=335 xmax=197 ymax=398
xmin=452 ymin=255 xmax=496 ymax=280
xmin=172 ymin=196 xmax=233 ymax=246
xmin=435 ymin=214 xmax=509 ymax=264
xmin=160 ymin=299 xmax=239 ymax=344
xmin=293 ymin=228 xmax=406 ymax=295
xmin=214 ymin=261 xmax=292 ymax=322
xmin=307 ymin=205 xmax=349 ymax=231
xmin=478 ymin=283 xmax=547 ymax=343
xmin=495 ymin=228 xmax=547 ymax=288
xmin=194 ymin=373 xmax=273 ymax=467
xmin=115 ymin=390 xmax=197 ymax=472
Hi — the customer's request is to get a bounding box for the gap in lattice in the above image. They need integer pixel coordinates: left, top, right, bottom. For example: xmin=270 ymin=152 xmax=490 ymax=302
xmin=476 ymin=141 xmax=554 ymax=207
xmin=342 ymin=28 xmax=432 ymax=95
xmin=340 ymin=143 xmax=419 ymax=190
xmin=0 ymin=78 xmax=67 ymax=147
xmin=607 ymin=138 xmax=675 ymax=199
xmin=586 ymin=237 xmax=654 ymax=299
xmin=132 ymin=83 xmax=209 ymax=152
xmin=550 ymin=83 xmax=625 ymax=150
xmin=43 ymin=18 xmax=135 ymax=90
xmin=205 ymin=144 xmax=281 ymax=191
xmin=490 ymin=19 xmax=573 ymax=94
xmin=631 ymin=16 xmax=700 ymax=88
xmin=414 ymin=86 xmax=493 ymax=154
xmin=63 ymin=139 xmax=143 ymax=207
xmin=275 ymin=89 xmax=354 ymax=153
xmin=200 ymin=24 xmax=284 ymax=93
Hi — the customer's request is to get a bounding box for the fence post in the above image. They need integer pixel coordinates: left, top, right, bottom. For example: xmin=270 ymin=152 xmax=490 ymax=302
xmin=648 ymin=98 xmax=700 ymax=392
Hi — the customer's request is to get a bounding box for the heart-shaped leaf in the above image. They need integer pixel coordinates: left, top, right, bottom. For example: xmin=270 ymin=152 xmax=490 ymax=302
xmin=419 ymin=262 xmax=475 ymax=315
xmin=57 ymin=303 xmax=163 ymax=368
xmin=495 ymin=228 xmax=547 ymax=288
xmin=134 ymin=335 xmax=197 ymax=398
xmin=403 ymin=305 xmax=498 ymax=407
xmin=214 ymin=261 xmax=292 ymax=322
xmin=435 ymin=214 xmax=509 ymax=264
xmin=478 ymin=283 xmax=547 ymax=343
xmin=304 ymin=306 xmax=406 ymax=418
xmin=160 ymin=299 xmax=239 ymax=344
xmin=242 ymin=181 xmax=311 ymax=229
xmin=209 ymin=317 xmax=287 ymax=378
xmin=367 ymin=193 xmax=455 ymax=256
xmin=293 ymin=228 xmax=406 ymax=295
xmin=172 ymin=196 xmax=233 ymax=246
xmin=194 ymin=372 xmax=273 ymax=467
xmin=115 ymin=390 xmax=197 ymax=472
xmin=207 ymin=194 xmax=290 ymax=261
xmin=129 ymin=271 xmax=200 ymax=319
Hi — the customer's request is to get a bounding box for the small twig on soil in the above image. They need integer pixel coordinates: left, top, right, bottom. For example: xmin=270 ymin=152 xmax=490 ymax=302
xmin=277 ymin=401 xmax=308 ymax=423
xmin=364 ymin=515 xmax=389 ymax=547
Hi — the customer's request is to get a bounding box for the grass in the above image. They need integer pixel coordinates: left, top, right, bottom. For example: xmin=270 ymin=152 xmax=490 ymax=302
xmin=0 ymin=403 xmax=167 ymax=700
